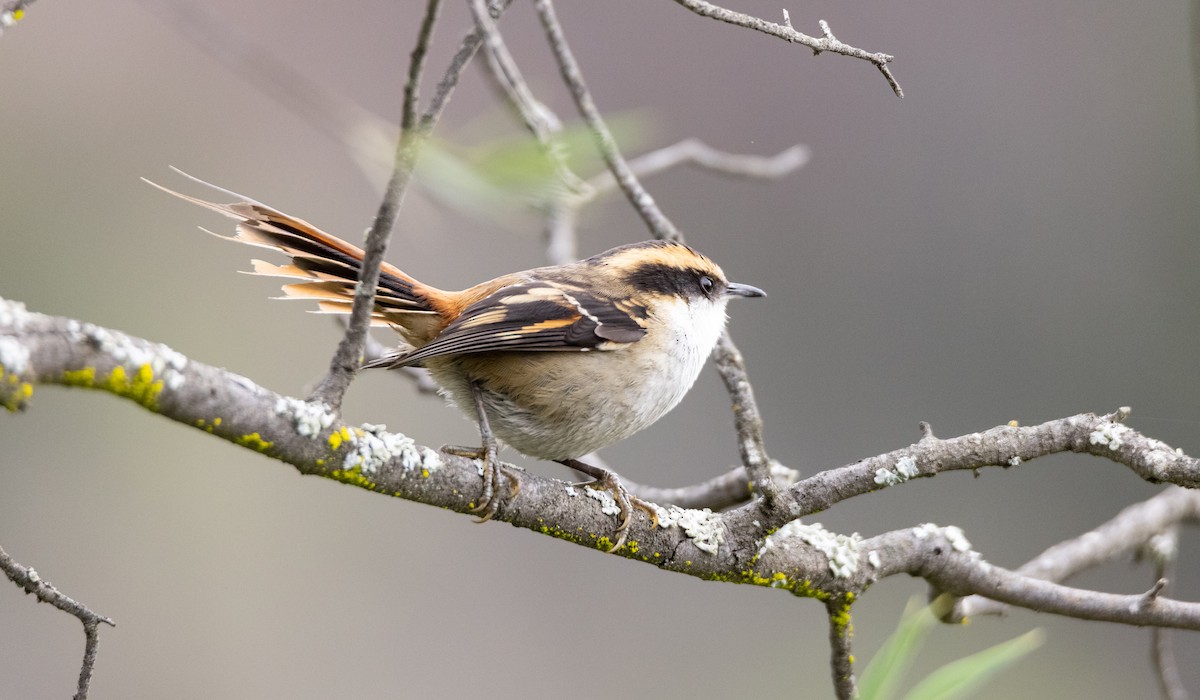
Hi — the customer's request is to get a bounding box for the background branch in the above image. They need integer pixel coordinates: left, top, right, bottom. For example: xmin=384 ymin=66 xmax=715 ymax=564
xmin=672 ymin=0 xmax=903 ymax=96
xmin=0 ymin=544 xmax=113 ymax=700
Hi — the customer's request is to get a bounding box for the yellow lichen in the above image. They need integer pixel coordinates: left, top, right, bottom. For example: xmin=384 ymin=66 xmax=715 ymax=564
xmin=329 ymin=468 xmax=377 ymax=490
xmin=235 ymin=432 xmax=273 ymax=452
xmin=62 ymin=367 xmax=97 ymax=387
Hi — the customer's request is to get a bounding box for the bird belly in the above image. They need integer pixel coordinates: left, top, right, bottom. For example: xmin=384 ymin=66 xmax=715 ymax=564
xmin=426 ymin=342 xmax=706 ymax=461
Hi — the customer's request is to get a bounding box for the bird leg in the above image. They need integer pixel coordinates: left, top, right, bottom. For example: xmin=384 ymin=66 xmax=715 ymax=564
xmin=558 ymin=458 xmax=657 ymax=552
xmin=442 ymin=380 xmax=518 ymax=522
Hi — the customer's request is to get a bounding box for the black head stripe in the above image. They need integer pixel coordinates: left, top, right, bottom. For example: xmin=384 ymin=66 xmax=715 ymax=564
xmin=628 ymin=262 xmax=724 ymax=299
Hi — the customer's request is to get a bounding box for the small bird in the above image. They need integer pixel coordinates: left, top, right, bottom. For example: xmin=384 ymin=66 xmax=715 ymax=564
xmin=149 ymin=172 xmax=764 ymax=550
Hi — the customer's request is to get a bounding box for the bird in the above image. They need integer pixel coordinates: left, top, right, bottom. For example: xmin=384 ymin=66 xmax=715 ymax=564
xmin=148 ymin=171 xmax=765 ymax=550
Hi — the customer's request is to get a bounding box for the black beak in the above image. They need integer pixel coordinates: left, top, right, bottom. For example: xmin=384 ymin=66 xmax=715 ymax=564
xmin=725 ymin=282 xmax=766 ymax=298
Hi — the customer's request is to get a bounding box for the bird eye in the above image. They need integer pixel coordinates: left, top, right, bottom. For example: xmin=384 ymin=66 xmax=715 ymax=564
xmin=698 ymin=275 xmax=715 ymax=295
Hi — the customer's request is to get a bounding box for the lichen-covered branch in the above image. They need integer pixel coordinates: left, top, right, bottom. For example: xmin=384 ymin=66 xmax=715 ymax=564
xmin=8 ymin=298 xmax=1200 ymax=697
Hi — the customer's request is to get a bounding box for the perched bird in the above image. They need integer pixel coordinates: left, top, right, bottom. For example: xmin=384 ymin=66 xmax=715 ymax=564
xmin=149 ymin=172 xmax=764 ymax=550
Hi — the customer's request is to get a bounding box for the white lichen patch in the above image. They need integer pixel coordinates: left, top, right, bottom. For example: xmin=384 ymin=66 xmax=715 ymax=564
xmin=759 ymin=521 xmax=862 ymax=579
xmin=274 ymin=397 xmax=335 ymax=438
xmin=0 ymin=298 xmax=31 ymax=331
xmin=1008 ymin=456 xmax=1022 ymax=466
xmin=340 ymin=424 xmax=430 ymax=476
xmin=564 ymin=484 xmax=578 ymax=497
xmin=0 ymin=337 xmax=30 ymax=375
xmin=583 ymin=486 xmax=621 ymax=516
xmin=655 ymin=505 xmax=726 ymax=555
xmin=873 ymin=467 xmax=902 ymax=486
xmin=77 ymin=322 xmax=188 ymax=390
xmin=875 ymin=455 xmax=919 ymax=486
xmin=913 ymin=522 xmax=974 ymax=553
xmin=1089 ymin=422 xmax=1130 ymax=451
xmin=1143 ymin=531 xmax=1178 ymax=567
xmin=868 ymin=550 xmax=881 ymax=568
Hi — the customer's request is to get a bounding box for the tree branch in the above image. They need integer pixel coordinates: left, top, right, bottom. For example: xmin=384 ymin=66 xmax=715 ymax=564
xmin=827 ymin=596 xmax=857 ymax=700
xmin=949 ymin=487 xmax=1200 ymax=620
xmin=534 ymin=0 xmax=782 ymax=509
xmin=0 ymin=544 xmax=114 ymax=700
xmin=7 ymin=298 xmax=1200 ymax=637
xmin=672 ymin=0 xmax=903 ymax=97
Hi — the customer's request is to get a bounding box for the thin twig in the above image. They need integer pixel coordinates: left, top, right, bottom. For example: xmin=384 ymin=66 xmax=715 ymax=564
xmin=402 ymin=0 xmax=442 ymax=131
xmin=470 ymin=0 xmax=592 ymax=265
xmin=580 ymin=139 xmax=809 ymax=197
xmin=949 ymin=487 xmax=1200 ymax=620
xmin=534 ymin=0 xmax=682 ymax=242
xmin=1145 ymin=530 xmax=1188 ymax=700
xmin=0 ymin=545 xmax=115 ymax=700
xmin=713 ymin=333 xmax=780 ymax=507
xmin=309 ymin=0 xmax=513 ymax=409
xmin=826 ymin=597 xmax=857 ymax=700
xmin=534 ymin=0 xmax=780 ymax=509
xmin=471 ymin=0 xmax=590 ymax=198
xmin=672 ymin=0 xmax=903 ymax=97
xmin=621 ymin=461 xmax=799 ymax=509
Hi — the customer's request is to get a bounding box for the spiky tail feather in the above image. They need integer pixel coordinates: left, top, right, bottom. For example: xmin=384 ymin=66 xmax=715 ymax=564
xmin=146 ymin=170 xmax=447 ymax=330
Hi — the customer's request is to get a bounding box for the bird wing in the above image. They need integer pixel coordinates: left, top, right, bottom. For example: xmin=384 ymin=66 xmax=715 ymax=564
xmin=368 ymin=282 xmax=648 ymax=368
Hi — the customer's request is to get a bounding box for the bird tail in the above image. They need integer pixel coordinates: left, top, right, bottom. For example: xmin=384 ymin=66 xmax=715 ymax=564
xmin=146 ymin=170 xmax=448 ymax=335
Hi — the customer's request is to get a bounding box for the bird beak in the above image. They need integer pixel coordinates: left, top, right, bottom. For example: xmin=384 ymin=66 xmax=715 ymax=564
xmin=726 ymin=282 xmax=766 ymax=298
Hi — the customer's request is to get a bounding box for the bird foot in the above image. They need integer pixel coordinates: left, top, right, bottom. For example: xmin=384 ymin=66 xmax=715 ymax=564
xmin=443 ymin=444 xmax=519 ymax=522
xmin=564 ymin=461 xmax=658 ymax=552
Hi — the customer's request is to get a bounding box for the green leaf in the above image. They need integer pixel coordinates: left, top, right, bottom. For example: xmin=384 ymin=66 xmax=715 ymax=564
xmin=858 ymin=597 xmax=943 ymax=700
xmin=900 ymin=628 xmax=1044 ymax=700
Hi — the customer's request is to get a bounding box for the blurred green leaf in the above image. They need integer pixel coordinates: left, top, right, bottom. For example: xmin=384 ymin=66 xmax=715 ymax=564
xmin=858 ymin=597 xmax=942 ymax=700
xmin=900 ymin=629 xmax=1044 ymax=700
xmin=858 ymin=595 xmax=1043 ymax=700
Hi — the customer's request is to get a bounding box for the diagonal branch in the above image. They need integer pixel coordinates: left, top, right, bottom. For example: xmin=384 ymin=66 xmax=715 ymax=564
xmin=534 ymin=0 xmax=782 ymax=510
xmin=948 ymin=487 xmax=1200 ymax=620
xmin=309 ymin=0 xmax=512 ymax=410
xmin=534 ymin=0 xmax=681 ymax=242
xmin=672 ymin=0 xmax=903 ymax=97
xmin=0 ymin=544 xmax=115 ymax=700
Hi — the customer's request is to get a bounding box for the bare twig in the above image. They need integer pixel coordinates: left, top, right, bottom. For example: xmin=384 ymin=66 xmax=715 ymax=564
xmin=581 ymin=139 xmax=809 ymax=196
xmin=622 ymin=461 xmax=799 ymax=509
xmin=545 ymin=139 xmax=807 ymax=265
xmin=712 ymin=333 xmax=781 ymax=509
xmin=672 ymin=0 xmax=903 ymax=97
xmin=471 ymin=0 xmax=589 ymax=199
xmin=534 ymin=0 xmax=682 ymax=242
xmin=534 ymin=0 xmax=781 ymax=510
xmin=309 ymin=0 xmax=513 ymax=409
xmin=0 ymin=545 xmax=115 ymax=700
xmin=402 ymin=0 xmax=442 ymax=131
xmin=1145 ymin=530 xmax=1188 ymax=700
xmin=470 ymin=0 xmax=591 ymax=266
xmin=949 ymin=487 xmax=1200 ymax=620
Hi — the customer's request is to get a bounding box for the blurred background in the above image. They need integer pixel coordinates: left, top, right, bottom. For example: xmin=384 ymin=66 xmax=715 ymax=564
xmin=2 ymin=0 xmax=1198 ymax=697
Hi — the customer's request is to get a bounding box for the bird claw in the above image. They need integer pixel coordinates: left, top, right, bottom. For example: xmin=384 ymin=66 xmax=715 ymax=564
xmin=443 ymin=443 xmax=517 ymax=522
xmin=572 ymin=471 xmax=658 ymax=552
